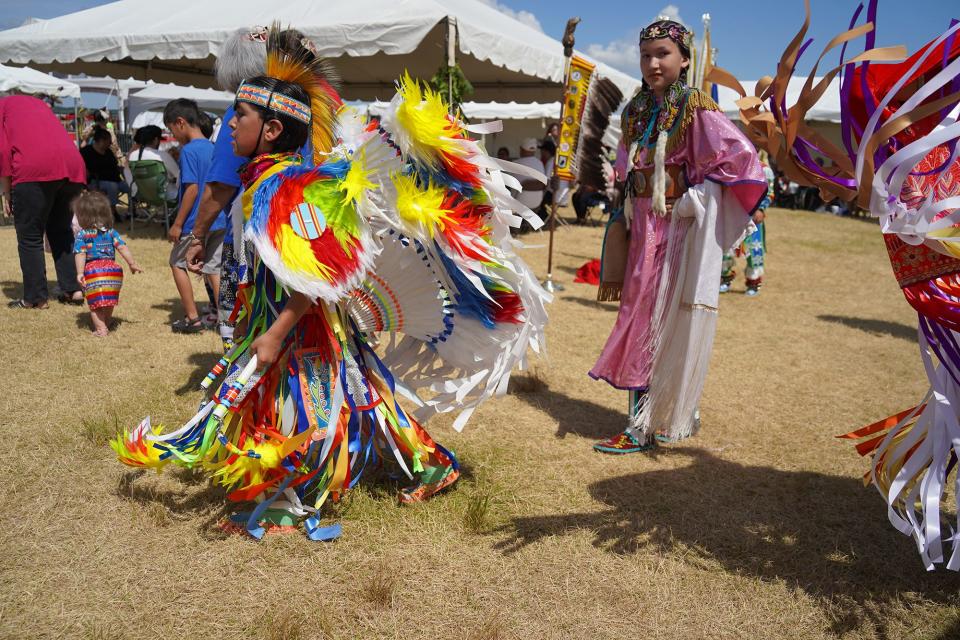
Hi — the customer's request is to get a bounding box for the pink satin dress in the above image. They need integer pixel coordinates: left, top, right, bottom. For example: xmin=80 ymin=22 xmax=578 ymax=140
xmin=590 ymin=109 xmax=767 ymax=390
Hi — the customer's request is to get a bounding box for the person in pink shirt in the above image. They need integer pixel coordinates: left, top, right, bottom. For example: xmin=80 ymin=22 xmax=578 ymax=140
xmin=0 ymin=95 xmax=88 ymax=308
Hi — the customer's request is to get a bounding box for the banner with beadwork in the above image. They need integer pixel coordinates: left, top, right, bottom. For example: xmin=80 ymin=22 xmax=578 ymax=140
xmin=555 ymin=55 xmax=596 ymax=182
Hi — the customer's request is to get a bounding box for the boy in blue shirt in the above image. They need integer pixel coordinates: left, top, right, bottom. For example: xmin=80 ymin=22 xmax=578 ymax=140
xmin=162 ymin=98 xmax=227 ymax=333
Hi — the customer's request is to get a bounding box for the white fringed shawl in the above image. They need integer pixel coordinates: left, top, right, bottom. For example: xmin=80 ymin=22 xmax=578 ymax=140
xmin=628 ymin=181 xmax=751 ymax=442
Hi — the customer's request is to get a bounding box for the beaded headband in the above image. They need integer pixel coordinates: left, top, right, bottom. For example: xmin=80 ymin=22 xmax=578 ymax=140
xmin=236 ymin=82 xmax=311 ymax=124
xmin=640 ymin=22 xmax=693 ymax=51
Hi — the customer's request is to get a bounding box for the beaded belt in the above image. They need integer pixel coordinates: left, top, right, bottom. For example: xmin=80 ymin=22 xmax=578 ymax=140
xmin=626 ymin=165 xmax=687 ymax=199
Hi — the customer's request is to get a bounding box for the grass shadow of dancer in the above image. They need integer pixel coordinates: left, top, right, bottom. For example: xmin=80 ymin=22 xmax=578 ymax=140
xmin=817 ymin=314 xmax=917 ymax=342
xmin=510 ymin=376 xmax=627 ymax=440
xmin=495 ymin=447 xmax=960 ymax=637
xmin=174 ymin=350 xmax=224 ymax=396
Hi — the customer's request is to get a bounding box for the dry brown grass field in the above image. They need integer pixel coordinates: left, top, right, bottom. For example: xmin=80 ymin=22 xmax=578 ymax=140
xmin=1 ymin=207 xmax=959 ymax=640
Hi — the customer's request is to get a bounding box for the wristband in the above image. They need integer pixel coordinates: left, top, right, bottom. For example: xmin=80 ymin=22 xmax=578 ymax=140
xmin=185 ymin=233 xmax=205 ymax=244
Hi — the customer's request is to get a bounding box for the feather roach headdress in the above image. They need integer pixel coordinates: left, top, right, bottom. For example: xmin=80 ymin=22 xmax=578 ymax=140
xmin=235 ymin=24 xmax=342 ymax=161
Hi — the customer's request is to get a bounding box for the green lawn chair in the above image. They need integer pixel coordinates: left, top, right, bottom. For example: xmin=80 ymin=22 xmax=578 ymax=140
xmin=129 ymin=159 xmax=175 ymax=233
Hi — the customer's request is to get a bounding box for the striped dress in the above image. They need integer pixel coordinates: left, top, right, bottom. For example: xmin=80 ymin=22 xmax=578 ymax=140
xmin=73 ymin=227 xmax=125 ymax=309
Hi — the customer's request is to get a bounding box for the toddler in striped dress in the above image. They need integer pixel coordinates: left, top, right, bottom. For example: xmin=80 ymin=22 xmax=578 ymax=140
xmin=72 ymin=190 xmax=143 ymax=336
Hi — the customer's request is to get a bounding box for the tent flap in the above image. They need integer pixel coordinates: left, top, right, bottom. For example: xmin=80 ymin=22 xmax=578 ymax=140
xmin=0 ymin=63 xmax=80 ymax=98
xmin=0 ymin=0 xmax=641 ymax=99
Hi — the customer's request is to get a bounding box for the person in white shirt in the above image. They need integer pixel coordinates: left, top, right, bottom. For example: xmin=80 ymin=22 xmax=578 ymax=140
xmin=128 ymin=125 xmax=180 ymax=201
xmin=511 ymin=138 xmax=545 ymax=220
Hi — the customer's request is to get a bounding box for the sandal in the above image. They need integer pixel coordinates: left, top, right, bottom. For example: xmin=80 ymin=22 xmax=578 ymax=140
xmin=8 ymin=299 xmax=48 ymax=309
xmin=58 ymin=292 xmax=84 ymax=306
xmin=172 ymin=316 xmax=204 ymax=334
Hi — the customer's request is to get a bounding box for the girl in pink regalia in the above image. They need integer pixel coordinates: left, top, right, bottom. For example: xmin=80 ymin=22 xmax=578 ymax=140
xmin=591 ymin=19 xmax=767 ymax=453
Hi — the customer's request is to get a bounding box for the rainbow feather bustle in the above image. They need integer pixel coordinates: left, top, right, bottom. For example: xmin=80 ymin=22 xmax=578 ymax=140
xmin=113 ymin=156 xmax=459 ymax=540
xmin=112 ymin=56 xmax=550 ymax=538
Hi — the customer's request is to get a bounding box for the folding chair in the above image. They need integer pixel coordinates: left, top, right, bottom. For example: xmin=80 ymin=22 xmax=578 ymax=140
xmin=129 ymin=160 xmax=174 ymax=233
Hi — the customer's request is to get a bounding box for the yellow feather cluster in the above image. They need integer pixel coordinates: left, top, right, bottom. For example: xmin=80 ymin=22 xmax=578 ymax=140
xmin=340 ymin=150 xmax=376 ymax=205
xmin=394 ymin=72 xmax=465 ymax=162
xmin=391 ymin=173 xmax=452 ymax=237
xmin=110 ymin=427 xmax=170 ymax=471
xmin=275 ymin=224 xmax=335 ymax=280
xmin=211 ymin=439 xmax=285 ymax=489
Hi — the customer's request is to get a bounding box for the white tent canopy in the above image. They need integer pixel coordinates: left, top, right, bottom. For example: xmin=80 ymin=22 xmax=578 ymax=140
xmin=0 ymin=0 xmax=641 ymax=102
xmin=359 ymin=100 xmax=561 ymax=120
xmin=457 ymin=101 xmax=561 ymax=120
xmin=128 ymin=83 xmax=234 ymax=123
xmin=66 ymin=74 xmax=149 ymax=100
xmin=715 ymin=76 xmax=842 ymax=123
xmin=0 ymin=63 xmax=80 ymax=98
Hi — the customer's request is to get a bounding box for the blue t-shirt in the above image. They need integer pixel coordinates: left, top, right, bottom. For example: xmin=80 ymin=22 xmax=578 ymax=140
xmin=178 ymin=138 xmax=227 ymax=234
xmin=73 ymin=227 xmax=125 ymax=261
xmin=207 ymin=105 xmax=247 ymax=243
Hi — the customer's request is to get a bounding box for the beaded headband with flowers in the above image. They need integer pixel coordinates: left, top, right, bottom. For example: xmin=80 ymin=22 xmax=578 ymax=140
xmin=640 ymin=21 xmax=694 ymax=51
xmin=235 ymin=83 xmax=311 ymax=124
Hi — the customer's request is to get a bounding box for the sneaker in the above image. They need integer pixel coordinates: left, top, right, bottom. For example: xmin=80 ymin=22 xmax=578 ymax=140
xmin=719 ymin=282 xmax=731 ymax=293
xmin=593 ymin=430 xmax=656 ymax=454
xmin=745 ymin=287 xmax=760 ymax=297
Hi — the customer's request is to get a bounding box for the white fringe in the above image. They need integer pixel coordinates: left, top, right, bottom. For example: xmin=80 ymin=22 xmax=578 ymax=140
xmin=870 ymin=328 xmax=960 ymax=570
xmin=625 ymin=182 xmax=747 ymax=443
xmin=652 ymin=132 xmax=668 ymax=216
xmin=625 ymin=213 xmax=693 ymax=443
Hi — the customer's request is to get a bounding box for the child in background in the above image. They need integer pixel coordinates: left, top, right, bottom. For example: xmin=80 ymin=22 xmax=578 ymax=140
xmin=128 ymin=125 xmax=179 ymax=201
xmin=72 ymin=190 xmax=143 ymax=336
xmin=162 ymin=98 xmax=228 ymax=334
xmin=720 ymin=149 xmax=774 ymax=296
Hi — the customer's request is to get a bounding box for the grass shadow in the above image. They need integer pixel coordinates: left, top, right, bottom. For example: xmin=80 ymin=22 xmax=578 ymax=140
xmin=554 ymin=264 xmax=582 ymax=277
xmin=512 ymin=379 xmax=626 ymax=440
xmin=152 ymin=295 xmax=218 ymax=325
xmin=1 ymin=279 xmax=22 ymax=300
xmin=495 ymin=448 xmax=960 ymax=637
xmin=174 ymin=350 xmax=224 ymax=396
xmin=73 ymin=310 xmax=133 ymax=332
xmin=152 ymin=297 xmax=186 ymax=323
xmin=817 ymin=314 xmax=917 ymax=342
xmin=1 ymin=278 xmax=67 ymax=301
xmin=560 ymin=250 xmax=599 ymax=261
xmin=565 ymin=296 xmax=619 ymax=312
xmin=117 ymin=468 xmax=229 ymax=536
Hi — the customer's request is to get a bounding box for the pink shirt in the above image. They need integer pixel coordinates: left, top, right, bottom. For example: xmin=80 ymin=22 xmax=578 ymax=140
xmin=0 ymin=95 xmax=86 ymax=186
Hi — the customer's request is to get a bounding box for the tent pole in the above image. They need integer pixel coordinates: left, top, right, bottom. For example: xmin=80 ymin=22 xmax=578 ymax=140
xmin=543 ymin=17 xmax=580 ymax=294
xmin=118 ymin=86 xmax=126 ymax=134
xmin=446 ymin=17 xmax=457 ymax=114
